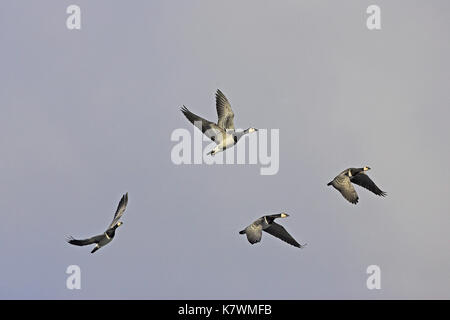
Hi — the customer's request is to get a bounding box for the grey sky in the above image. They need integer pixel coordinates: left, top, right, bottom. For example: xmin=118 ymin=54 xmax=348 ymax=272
xmin=1 ymin=1 xmax=449 ymax=299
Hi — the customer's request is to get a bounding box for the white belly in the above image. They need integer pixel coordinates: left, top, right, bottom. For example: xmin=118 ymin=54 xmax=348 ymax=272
xmin=210 ymin=133 xmax=236 ymax=155
xmin=218 ymin=134 xmax=235 ymax=150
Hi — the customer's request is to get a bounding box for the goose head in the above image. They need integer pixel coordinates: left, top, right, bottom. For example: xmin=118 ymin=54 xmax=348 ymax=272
xmin=244 ymin=127 xmax=258 ymax=134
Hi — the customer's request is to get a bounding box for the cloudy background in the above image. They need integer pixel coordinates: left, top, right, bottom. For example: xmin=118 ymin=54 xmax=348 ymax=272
xmin=1 ymin=0 xmax=449 ymax=299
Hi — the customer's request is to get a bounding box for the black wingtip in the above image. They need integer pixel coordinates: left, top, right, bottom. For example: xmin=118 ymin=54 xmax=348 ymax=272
xmin=216 ymin=89 xmax=228 ymax=101
xmin=119 ymin=193 xmax=128 ymax=207
xmin=180 ymin=105 xmax=188 ymax=114
xmin=66 ymin=236 xmax=74 ymax=244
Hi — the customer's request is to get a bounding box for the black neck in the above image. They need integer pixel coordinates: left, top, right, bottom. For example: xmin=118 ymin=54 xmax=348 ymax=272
xmin=265 ymin=214 xmax=281 ymax=223
xmin=350 ymin=168 xmax=365 ymax=176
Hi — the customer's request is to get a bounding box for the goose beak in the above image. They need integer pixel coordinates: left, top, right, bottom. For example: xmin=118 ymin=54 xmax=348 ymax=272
xmin=364 ymin=166 xmax=371 ymax=171
xmin=281 ymin=213 xmax=289 ymax=218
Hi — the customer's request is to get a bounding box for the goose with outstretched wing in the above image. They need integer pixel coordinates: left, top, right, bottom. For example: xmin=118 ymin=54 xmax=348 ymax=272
xmin=67 ymin=193 xmax=128 ymax=253
xmin=239 ymin=213 xmax=306 ymax=248
xmin=181 ymin=89 xmax=257 ymax=155
xmin=327 ymin=167 xmax=386 ymax=204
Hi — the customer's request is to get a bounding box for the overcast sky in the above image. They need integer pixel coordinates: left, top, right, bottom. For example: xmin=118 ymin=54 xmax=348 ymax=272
xmin=1 ymin=1 xmax=449 ymax=299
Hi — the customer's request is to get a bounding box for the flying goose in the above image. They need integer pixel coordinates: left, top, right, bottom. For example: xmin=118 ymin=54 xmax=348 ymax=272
xmin=327 ymin=167 xmax=386 ymax=204
xmin=239 ymin=213 xmax=306 ymax=248
xmin=67 ymin=193 xmax=128 ymax=253
xmin=181 ymin=89 xmax=258 ymax=155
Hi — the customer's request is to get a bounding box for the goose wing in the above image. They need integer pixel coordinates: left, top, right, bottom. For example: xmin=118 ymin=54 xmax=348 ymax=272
xmin=67 ymin=234 xmax=103 ymax=246
xmin=351 ymin=173 xmax=387 ymax=197
xmin=181 ymin=105 xmax=225 ymax=142
xmin=109 ymin=193 xmax=128 ymax=229
xmin=332 ymin=175 xmax=359 ymax=204
xmin=215 ymin=89 xmax=235 ymax=130
xmin=264 ymin=222 xmax=302 ymax=248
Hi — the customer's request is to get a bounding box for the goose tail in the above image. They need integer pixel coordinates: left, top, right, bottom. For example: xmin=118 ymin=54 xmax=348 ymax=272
xmin=91 ymin=246 xmax=100 ymax=254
